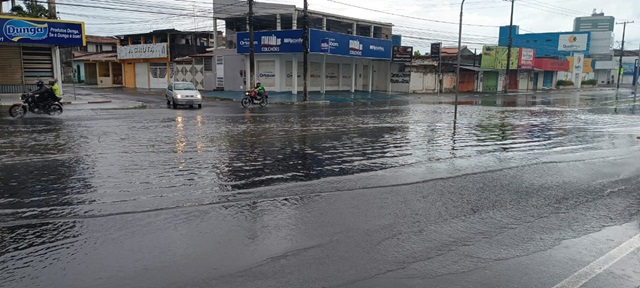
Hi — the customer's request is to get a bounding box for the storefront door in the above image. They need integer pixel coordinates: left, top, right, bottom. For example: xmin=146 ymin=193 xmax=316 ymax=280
xmin=543 ymin=71 xmax=554 ymax=88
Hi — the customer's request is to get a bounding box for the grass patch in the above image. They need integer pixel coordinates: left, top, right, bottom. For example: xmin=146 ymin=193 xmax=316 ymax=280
xmin=101 ymin=104 xmax=148 ymax=110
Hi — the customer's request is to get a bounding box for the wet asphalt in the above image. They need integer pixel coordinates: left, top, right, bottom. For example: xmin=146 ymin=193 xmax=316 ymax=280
xmin=1 ymin=88 xmax=640 ymax=288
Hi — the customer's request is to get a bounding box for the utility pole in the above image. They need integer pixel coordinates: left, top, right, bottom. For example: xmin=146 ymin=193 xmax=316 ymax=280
xmin=302 ymin=0 xmax=309 ymax=101
xmin=248 ymin=0 xmax=255 ymax=89
xmin=616 ymin=20 xmax=634 ymax=90
xmin=504 ymin=0 xmax=515 ymax=94
xmin=47 ymin=0 xmax=57 ymax=19
xmin=634 ymin=44 xmax=639 ymax=98
xmin=455 ymin=0 xmax=465 ymax=122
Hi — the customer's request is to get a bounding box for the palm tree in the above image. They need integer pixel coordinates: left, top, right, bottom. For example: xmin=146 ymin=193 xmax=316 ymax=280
xmin=11 ymin=0 xmax=51 ymax=19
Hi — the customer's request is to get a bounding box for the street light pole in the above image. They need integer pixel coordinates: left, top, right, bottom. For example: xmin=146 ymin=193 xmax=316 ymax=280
xmin=504 ymin=0 xmax=515 ymax=94
xmin=248 ymin=0 xmax=255 ymax=89
xmin=616 ymin=21 xmax=634 ymax=90
xmin=454 ymin=0 xmax=465 ymax=121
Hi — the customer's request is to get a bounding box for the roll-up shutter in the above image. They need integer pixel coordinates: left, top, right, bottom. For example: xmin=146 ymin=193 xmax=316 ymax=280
xmin=0 ymin=46 xmax=23 ymax=85
xmin=22 ymin=46 xmax=53 ymax=84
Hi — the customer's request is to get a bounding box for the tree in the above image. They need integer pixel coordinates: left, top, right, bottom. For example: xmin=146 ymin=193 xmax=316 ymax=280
xmin=11 ymin=0 xmax=51 ymax=19
xmin=413 ymin=50 xmax=421 ymax=57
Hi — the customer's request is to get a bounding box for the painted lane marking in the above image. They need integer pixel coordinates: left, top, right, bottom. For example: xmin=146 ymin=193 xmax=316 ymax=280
xmin=553 ymin=233 xmax=640 ymax=288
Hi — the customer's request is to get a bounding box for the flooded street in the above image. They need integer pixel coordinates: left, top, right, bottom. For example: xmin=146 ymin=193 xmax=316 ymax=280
xmin=1 ymin=89 xmax=640 ymax=287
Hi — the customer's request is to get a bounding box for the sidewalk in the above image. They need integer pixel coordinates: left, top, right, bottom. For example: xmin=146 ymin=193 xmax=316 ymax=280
xmin=0 ymin=91 xmax=145 ymax=109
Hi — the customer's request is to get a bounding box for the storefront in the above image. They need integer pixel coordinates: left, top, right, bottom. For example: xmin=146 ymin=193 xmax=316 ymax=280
xmin=117 ymin=43 xmax=170 ymax=89
xmin=0 ymin=15 xmax=85 ymax=94
xmin=237 ymin=29 xmax=393 ymax=93
xmin=533 ymin=58 xmax=570 ymax=88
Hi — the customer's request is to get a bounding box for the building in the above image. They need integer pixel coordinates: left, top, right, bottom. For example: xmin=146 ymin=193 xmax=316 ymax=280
xmin=498 ymin=25 xmax=594 ymax=88
xmin=573 ymin=11 xmax=616 ymax=85
xmin=0 ymin=15 xmax=85 ymax=94
xmin=614 ymin=49 xmax=639 ymax=85
xmin=574 ymin=10 xmax=615 ymax=32
xmin=61 ymin=35 xmax=119 ymax=84
xmin=72 ymin=52 xmax=122 ymax=87
xmin=212 ymin=2 xmax=397 ymax=93
xmin=116 ymin=29 xmax=213 ymax=89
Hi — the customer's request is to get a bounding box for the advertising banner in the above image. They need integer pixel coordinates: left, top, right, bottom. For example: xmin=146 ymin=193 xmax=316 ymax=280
xmin=481 ymin=46 xmax=497 ymax=69
xmin=567 ymin=56 xmax=594 ymax=73
xmin=392 ymin=46 xmax=413 ymax=63
xmin=557 ymin=33 xmax=589 ymax=52
xmin=309 ymin=29 xmax=392 ymax=60
xmin=518 ymin=48 xmax=535 ymax=69
xmin=257 ymin=60 xmax=276 ymax=87
xmin=0 ymin=16 xmax=85 ymax=46
xmin=430 ymin=43 xmax=441 ymax=59
xmin=118 ymin=43 xmax=168 ymax=59
xmin=534 ymin=58 xmax=570 ymax=71
xmin=237 ymin=29 xmax=304 ymax=54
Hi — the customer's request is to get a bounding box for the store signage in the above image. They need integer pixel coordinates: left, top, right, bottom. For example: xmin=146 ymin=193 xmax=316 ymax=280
xmin=0 ymin=16 xmax=85 ymax=46
xmin=557 ymin=33 xmax=588 ymax=52
xmin=534 ymin=58 xmax=570 ymax=71
xmin=310 ymin=29 xmax=392 ymax=60
xmin=430 ymin=43 xmax=441 ymax=59
xmin=117 ymin=43 xmax=168 ymax=59
xmin=518 ymin=48 xmax=535 ymax=69
xmin=392 ymin=46 xmax=413 ymax=63
xmin=237 ymin=29 xmax=304 ymax=54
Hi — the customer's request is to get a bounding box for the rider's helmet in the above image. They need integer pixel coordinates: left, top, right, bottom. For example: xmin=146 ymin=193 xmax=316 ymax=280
xmin=255 ymin=81 xmax=261 ymax=87
xmin=36 ymin=80 xmax=44 ymax=88
xmin=48 ymin=78 xmax=57 ymax=85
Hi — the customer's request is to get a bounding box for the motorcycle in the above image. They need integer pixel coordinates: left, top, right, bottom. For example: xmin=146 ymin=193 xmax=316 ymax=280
xmin=9 ymin=92 xmax=63 ymax=118
xmin=241 ymin=90 xmax=268 ymax=108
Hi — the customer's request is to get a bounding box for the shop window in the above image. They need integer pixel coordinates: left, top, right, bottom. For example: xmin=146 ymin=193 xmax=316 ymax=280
xmin=204 ymin=58 xmax=213 ymax=71
xmin=150 ymin=63 xmax=167 ymax=79
xmin=98 ymin=63 xmax=110 ymax=77
xmin=194 ymin=58 xmax=204 ymax=65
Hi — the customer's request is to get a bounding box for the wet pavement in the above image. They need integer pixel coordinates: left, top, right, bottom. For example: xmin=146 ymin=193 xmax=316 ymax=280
xmin=1 ymin=87 xmax=640 ymax=287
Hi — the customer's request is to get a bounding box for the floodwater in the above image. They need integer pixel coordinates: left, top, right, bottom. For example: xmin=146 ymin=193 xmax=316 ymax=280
xmin=1 ymin=89 xmax=640 ymax=287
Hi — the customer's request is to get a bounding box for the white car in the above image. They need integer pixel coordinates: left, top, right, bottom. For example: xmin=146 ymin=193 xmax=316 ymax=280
xmin=166 ymin=82 xmax=202 ymax=109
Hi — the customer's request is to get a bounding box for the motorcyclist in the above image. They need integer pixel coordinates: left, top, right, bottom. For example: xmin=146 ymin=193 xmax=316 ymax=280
xmin=253 ymin=81 xmax=265 ymax=99
xmin=49 ymin=78 xmax=62 ymax=102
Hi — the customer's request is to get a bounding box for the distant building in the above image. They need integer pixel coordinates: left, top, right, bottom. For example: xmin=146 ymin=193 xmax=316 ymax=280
xmin=573 ymin=10 xmax=616 ymax=85
xmin=574 ymin=10 xmax=615 ymax=32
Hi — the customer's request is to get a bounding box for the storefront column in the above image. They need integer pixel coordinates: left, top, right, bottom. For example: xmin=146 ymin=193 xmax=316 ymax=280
xmin=322 ymin=17 xmax=327 ymax=31
xmin=245 ymin=55 xmax=251 ymax=90
xmin=292 ymin=11 xmax=297 ymax=29
xmin=352 ymin=23 xmax=357 ymax=35
xmin=351 ymin=58 xmax=356 ymax=92
xmin=109 ymin=62 xmax=114 ymax=86
xmin=276 ymin=14 xmax=282 ymax=30
xmin=339 ymin=63 xmax=343 ymax=90
xmin=387 ymin=61 xmax=392 ymax=94
xmin=368 ymin=62 xmax=373 ymax=92
xmin=370 ymin=25 xmax=374 ymax=37
xmin=321 ymin=54 xmax=326 ymax=93
xmin=292 ymin=55 xmax=298 ymax=94
xmin=52 ymin=46 xmax=64 ymax=95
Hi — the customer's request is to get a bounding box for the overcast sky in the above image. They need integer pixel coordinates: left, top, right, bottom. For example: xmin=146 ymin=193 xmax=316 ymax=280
xmin=2 ymin=0 xmax=638 ymax=53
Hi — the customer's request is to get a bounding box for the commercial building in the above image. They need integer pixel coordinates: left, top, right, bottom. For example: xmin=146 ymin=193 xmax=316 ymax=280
xmin=116 ymin=29 xmax=213 ymax=89
xmin=573 ymin=11 xmax=616 ymax=85
xmin=212 ymin=2 xmax=399 ymax=93
xmin=0 ymin=15 xmax=85 ymax=94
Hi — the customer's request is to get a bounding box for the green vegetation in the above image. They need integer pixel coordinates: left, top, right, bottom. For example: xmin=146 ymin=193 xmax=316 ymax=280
xmin=556 ymin=80 xmax=574 ymax=87
xmin=11 ymin=0 xmax=51 ymax=19
xmin=581 ymin=79 xmax=598 ymax=86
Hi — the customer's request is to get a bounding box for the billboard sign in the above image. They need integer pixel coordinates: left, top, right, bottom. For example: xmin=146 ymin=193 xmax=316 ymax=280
xmin=430 ymin=42 xmax=441 ymax=59
xmin=567 ymin=55 xmax=594 ymax=73
xmin=558 ymin=33 xmax=588 ymax=51
xmin=0 ymin=16 xmax=85 ymax=46
xmin=392 ymin=46 xmax=413 ymax=63
xmin=309 ymin=29 xmax=392 ymax=60
xmin=237 ymin=29 xmax=304 ymax=54
xmin=481 ymin=46 xmax=519 ymax=69
xmin=518 ymin=48 xmax=535 ymax=69
xmin=534 ymin=58 xmax=570 ymax=71
xmin=117 ymin=43 xmax=168 ymax=59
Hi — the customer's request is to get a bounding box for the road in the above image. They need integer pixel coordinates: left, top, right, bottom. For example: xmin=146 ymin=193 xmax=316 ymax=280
xmin=1 ymin=88 xmax=639 ymax=288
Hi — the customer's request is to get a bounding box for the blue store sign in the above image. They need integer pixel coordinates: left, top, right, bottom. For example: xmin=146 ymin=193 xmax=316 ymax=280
xmin=0 ymin=16 xmax=85 ymax=46
xmin=237 ymin=29 xmax=304 ymax=54
xmin=310 ymin=29 xmax=391 ymax=60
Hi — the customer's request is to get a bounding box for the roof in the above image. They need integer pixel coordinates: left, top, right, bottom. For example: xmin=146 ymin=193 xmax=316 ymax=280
xmin=213 ymin=2 xmax=392 ymax=26
xmin=440 ymin=46 xmax=470 ymax=56
xmin=74 ymin=52 xmax=117 ymax=62
xmin=614 ymin=49 xmax=640 ymax=57
xmin=86 ymin=35 xmax=118 ymax=44
xmin=190 ymin=52 xmax=214 ymax=58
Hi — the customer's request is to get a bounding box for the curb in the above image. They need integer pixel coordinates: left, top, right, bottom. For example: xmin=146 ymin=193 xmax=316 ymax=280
xmin=61 ymin=100 xmax=113 ymax=105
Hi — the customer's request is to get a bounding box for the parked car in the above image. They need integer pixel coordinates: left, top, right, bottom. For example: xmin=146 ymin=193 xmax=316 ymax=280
xmin=166 ymin=82 xmax=202 ymax=109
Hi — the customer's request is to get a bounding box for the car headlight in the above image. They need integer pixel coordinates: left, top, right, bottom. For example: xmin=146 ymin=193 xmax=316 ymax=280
xmin=176 ymin=94 xmax=182 ymax=99
xmin=195 ymin=92 xmax=201 ymax=98
xmin=245 ymin=92 xmax=249 ymax=96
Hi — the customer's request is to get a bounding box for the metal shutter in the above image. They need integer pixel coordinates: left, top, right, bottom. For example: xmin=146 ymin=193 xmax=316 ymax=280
xmin=22 ymin=46 xmax=53 ymax=84
xmin=0 ymin=46 xmax=23 ymax=85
